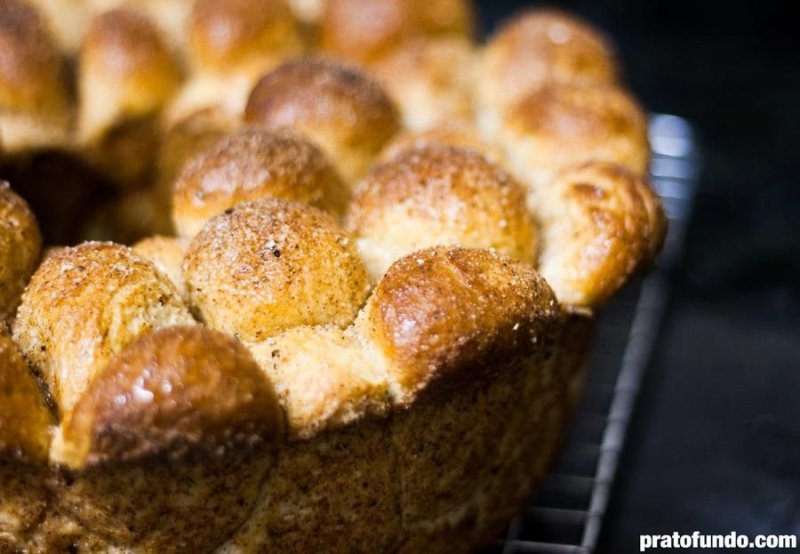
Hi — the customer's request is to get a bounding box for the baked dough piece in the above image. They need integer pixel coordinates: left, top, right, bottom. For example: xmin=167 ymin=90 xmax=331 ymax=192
xmin=346 ymin=145 xmax=536 ymax=280
xmin=537 ymin=162 xmax=667 ymax=307
xmin=77 ymin=7 xmax=182 ymax=186
xmin=371 ymin=37 xmax=476 ymax=131
xmin=244 ymin=57 xmax=401 ymax=184
xmin=379 ymin=122 xmax=504 ymax=165
xmin=13 ymin=242 xmax=195 ymax=415
xmin=320 ymin=0 xmax=474 ymax=65
xmin=183 ymin=199 xmax=369 ymax=342
xmin=172 ymin=127 xmax=348 ymax=238
xmin=0 ymin=182 xmax=42 ymax=323
xmin=87 ymin=0 xmax=194 ymax=55
xmin=40 ymin=325 xmax=284 ymax=553
xmin=167 ymin=0 xmax=303 ymax=125
xmin=491 ymin=81 xmax=650 ymax=196
xmin=0 ymin=0 xmax=71 ymax=154
xmin=479 ymin=9 xmax=619 ymax=113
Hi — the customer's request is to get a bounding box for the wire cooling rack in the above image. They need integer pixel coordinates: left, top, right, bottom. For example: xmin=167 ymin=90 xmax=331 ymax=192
xmin=484 ymin=114 xmax=700 ymax=554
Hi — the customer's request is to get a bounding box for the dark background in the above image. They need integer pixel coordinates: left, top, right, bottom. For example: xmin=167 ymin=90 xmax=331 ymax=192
xmin=476 ymin=1 xmax=800 ymax=551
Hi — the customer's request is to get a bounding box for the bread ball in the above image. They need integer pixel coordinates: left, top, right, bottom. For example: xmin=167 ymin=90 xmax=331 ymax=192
xmin=172 ymin=128 xmax=348 ymax=238
xmin=183 ymin=199 xmax=369 ymax=342
xmin=244 ymin=57 xmax=401 ymax=184
xmin=167 ymin=0 xmax=303 ymax=124
xmin=13 ymin=242 xmax=195 ymax=415
xmin=346 ymin=145 xmax=537 ymax=280
xmin=491 ymin=82 xmax=649 ymax=196
xmin=0 ymin=0 xmax=71 ymax=153
xmin=356 ymin=246 xmax=559 ymax=403
xmin=132 ymin=235 xmax=189 ymax=296
xmin=0 ymin=182 xmax=42 ymax=323
xmin=378 ymin=122 xmax=503 ymax=165
xmin=59 ymin=325 xmax=283 ymax=467
xmin=78 ymin=8 xmax=181 ymax=185
xmin=537 ymin=162 xmax=666 ymax=307
xmin=189 ymin=0 xmax=302 ymax=73
xmin=479 ymin=9 xmax=618 ymax=112
xmin=371 ymin=37 xmax=476 ymax=131
xmin=320 ymin=0 xmax=474 ymax=65
xmin=87 ymin=0 xmax=194 ymax=55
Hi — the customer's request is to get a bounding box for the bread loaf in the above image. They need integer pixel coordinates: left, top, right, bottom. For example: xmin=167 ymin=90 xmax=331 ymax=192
xmin=0 ymin=2 xmax=670 ymax=551
xmin=244 ymin=57 xmax=401 ymax=184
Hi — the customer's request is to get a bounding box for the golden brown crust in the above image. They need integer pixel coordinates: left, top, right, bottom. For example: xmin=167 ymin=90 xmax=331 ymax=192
xmin=183 ymin=199 xmax=369 ymax=342
xmin=12 ymin=242 xmax=195 ymax=416
xmin=244 ymin=57 xmax=401 ymax=184
xmin=189 ymin=0 xmax=302 ymax=72
xmin=58 ymin=325 xmax=284 ymax=468
xmin=132 ymin=235 xmax=188 ymax=296
xmin=0 ymin=332 xmax=52 ymax=463
xmin=347 ymin=145 xmax=537 ymax=280
xmin=0 ymin=0 xmax=71 ymax=153
xmin=537 ymin=162 xmax=667 ymax=307
xmin=173 ymin=127 xmax=349 ymax=238
xmin=493 ymin=81 xmax=649 ymax=195
xmin=0 ymin=182 xmax=42 ymax=323
xmin=357 ymin=246 xmax=559 ymax=403
xmin=320 ymin=0 xmax=475 ymax=64
xmin=379 ymin=122 xmax=504 ymax=165
xmin=479 ymin=9 xmax=618 ymax=111
xmin=371 ymin=36 xmax=476 ymax=131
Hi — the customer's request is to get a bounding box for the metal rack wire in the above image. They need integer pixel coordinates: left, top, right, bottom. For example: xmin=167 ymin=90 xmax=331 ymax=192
xmin=486 ymin=114 xmax=700 ymax=554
